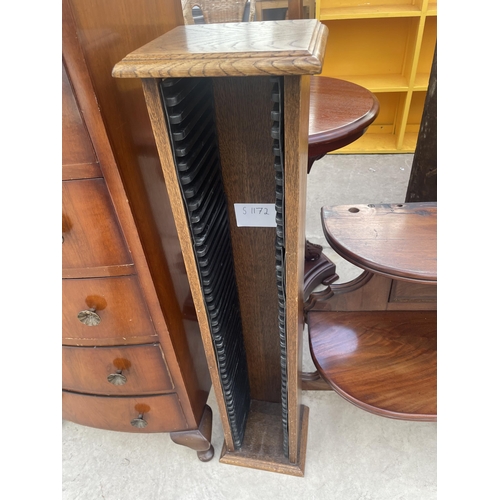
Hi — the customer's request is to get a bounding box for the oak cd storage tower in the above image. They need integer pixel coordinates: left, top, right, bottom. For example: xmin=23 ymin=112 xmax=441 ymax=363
xmin=316 ymin=0 xmax=437 ymax=153
xmin=113 ymin=20 xmax=328 ymax=475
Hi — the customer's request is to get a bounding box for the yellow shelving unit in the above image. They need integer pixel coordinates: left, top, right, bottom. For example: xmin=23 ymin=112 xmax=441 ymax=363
xmin=315 ymin=0 xmax=437 ymax=153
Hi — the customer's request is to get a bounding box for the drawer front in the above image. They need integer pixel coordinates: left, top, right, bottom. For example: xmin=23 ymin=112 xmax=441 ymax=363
xmin=62 ymin=62 xmax=102 ymax=180
xmin=62 ymin=392 xmax=188 ymax=433
xmin=62 ymin=276 xmax=158 ymax=346
xmin=389 ymin=280 xmax=437 ymax=303
xmin=62 ymin=179 xmax=133 ymax=272
xmin=62 ymin=344 xmax=173 ymax=395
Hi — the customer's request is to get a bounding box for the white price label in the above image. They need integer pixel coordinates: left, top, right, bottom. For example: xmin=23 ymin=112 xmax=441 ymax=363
xmin=234 ymin=203 xmax=277 ymax=227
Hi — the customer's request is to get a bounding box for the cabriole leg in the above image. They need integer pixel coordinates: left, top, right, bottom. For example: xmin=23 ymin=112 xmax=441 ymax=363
xmin=170 ymin=405 xmax=214 ymax=462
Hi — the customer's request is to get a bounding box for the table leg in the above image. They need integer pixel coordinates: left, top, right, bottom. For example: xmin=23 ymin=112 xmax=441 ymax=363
xmin=304 ymin=246 xmax=339 ymax=298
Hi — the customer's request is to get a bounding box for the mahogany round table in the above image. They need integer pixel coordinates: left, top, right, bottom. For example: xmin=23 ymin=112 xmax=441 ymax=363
xmin=304 ymin=76 xmax=380 ymax=296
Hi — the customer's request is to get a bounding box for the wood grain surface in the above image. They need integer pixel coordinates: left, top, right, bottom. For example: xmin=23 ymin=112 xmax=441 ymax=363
xmin=111 ymin=15 xmax=325 ymax=468
xmin=322 ymin=202 xmax=437 ymax=283
xmin=308 ymin=76 xmax=379 ymax=158
xmin=112 ymin=20 xmax=328 ymax=78
xmin=65 ymin=0 xmax=211 ymax=429
xmin=220 ymin=400 xmax=309 ymax=476
xmin=283 ymin=75 xmax=310 ymax=463
xmin=62 ymin=392 xmax=188 ymax=432
xmin=389 ymin=280 xmax=437 ymax=304
xmin=62 ymin=62 xmax=101 ymax=180
xmin=62 ymin=178 xmax=133 ymax=273
xmin=308 ymin=310 xmax=437 ymax=421
xmin=213 ymin=76 xmax=281 ymax=404
xmin=62 ymin=344 xmax=173 ymax=395
xmin=62 ymin=276 xmax=158 ymax=346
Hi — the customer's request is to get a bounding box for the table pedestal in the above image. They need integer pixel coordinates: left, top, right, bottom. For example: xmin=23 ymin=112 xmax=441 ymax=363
xmin=304 ymin=76 xmax=379 ymax=296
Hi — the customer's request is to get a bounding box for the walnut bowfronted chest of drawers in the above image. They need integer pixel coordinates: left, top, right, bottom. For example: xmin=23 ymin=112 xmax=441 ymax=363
xmin=62 ymin=0 xmax=214 ymax=461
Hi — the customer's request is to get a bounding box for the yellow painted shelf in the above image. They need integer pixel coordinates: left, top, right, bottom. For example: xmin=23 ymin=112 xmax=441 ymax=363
xmin=330 ymin=74 xmax=410 ymax=93
xmin=332 ymin=131 xmax=419 ymax=154
xmin=319 ymin=5 xmax=422 ymax=20
xmin=317 ymin=0 xmax=437 ymax=154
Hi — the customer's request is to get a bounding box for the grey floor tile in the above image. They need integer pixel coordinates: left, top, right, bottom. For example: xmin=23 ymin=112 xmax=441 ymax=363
xmin=63 ymin=388 xmax=436 ymax=500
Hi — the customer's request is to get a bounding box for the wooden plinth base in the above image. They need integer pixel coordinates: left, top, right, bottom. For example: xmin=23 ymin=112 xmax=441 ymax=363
xmin=220 ymin=400 xmax=309 ymax=477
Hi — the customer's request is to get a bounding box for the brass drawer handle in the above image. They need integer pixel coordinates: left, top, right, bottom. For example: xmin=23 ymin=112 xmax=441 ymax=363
xmin=130 ymin=413 xmax=148 ymax=429
xmin=107 ymin=370 xmax=127 ymax=386
xmin=77 ymin=308 xmax=101 ymax=326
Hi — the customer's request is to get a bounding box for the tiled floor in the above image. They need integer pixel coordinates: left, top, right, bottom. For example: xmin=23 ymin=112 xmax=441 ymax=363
xmin=62 ymin=154 xmax=437 ymax=500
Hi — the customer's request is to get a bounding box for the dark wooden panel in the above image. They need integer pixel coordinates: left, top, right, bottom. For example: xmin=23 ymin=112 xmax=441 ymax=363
xmin=213 ymin=76 xmax=281 ymax=403
xmin=287 ymin=0 xmax=304 ymax=20
xmin=62 ymin=179 xmax=133 ymax=271
xmin=62 ymin=392 xmax=187 ymax=432
xmin=308 ymin=310 xmax=437 ymax=421
xmin=389 ymin=280 xmax=437 ymax=303
xmin=62 ymin=344 xmax=173 ymax=395
xmin=406 ymin=46 xmax=437 ymax=203
xmin=62 ymin=276 xmax=157 ymax=346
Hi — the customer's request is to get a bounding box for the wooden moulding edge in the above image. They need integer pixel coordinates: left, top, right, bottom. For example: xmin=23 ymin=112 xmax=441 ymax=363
xmin=112 ymin=57 xmax=324 ymax=79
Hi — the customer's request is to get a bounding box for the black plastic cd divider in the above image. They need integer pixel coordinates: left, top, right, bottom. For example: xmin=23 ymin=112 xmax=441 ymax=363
xmin=271 ymin=76 xmax=289 ymax=458
xmin=160 ymin=77 xmax=250 ymax=449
